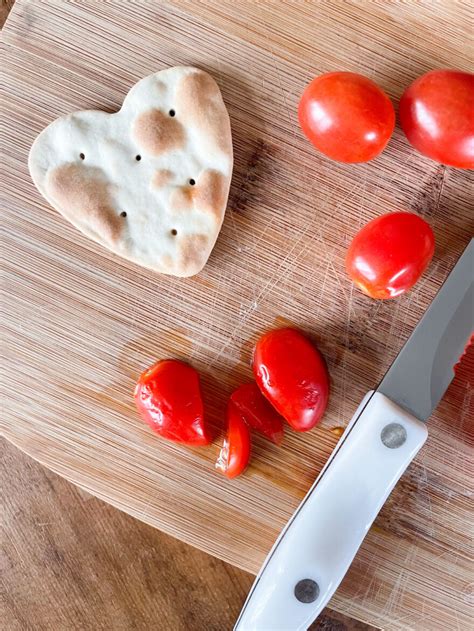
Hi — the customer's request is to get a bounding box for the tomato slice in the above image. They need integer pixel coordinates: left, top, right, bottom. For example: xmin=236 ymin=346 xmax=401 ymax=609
xmin=134 ymin=359 xmax=211 ymax=445
xmin=230 ymin=382 xmax=284 ymax=445
xmin=216 ymin=401 xmax=251 ymax=479
xmin=253 ymin=328 xmax=330 ymax=432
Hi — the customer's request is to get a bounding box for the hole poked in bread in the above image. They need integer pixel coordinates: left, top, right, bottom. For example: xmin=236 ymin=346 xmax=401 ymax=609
xmin=132 ymin=109 xmax=185 ymax=156
xmin=120 ymin=211 xmax=127 ymax=218
xmin=79 ymin=153 xmax=85 ymax=160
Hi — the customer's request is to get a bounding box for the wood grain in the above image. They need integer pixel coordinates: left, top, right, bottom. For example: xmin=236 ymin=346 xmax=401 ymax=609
xmin=3 ymin=438 xmax=374 ymax=630
xmin=1 ymin=1 xmax=473 ymax=629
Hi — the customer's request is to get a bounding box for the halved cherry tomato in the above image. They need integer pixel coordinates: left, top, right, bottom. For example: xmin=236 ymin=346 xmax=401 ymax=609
xmin=298 ymin=72 xmax=395 ymax=163
xmin=134 ymin=359 xmax=211 ymax=445
xmin=216 ymin=401 xmax=251 ymax=479
xmin=399 ymin=70 xmax=474 ymax=169
xmin=454 ymin=334 xmax=473 ymax=374
xmin=345 ymin=212 xmax=435 ymax=299
xmin=253 ymin=328 xmax=330 ymax=432
xmin=230 ymin=382 xmax=284 ymax=445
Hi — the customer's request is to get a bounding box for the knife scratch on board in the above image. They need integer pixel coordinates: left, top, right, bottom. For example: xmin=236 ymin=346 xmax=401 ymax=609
xmin=341 ymin=281 xmax=354 ymax=421
xmin=199 ymin=268 xmax=222 ymax=359
xmin=459 ymin=384 xmax=473 ymax=432
xmin=314 ymin=259 xmax=331 ymax=320
xmin=411 ymin=164 xmax=447 ymax=221
xmin=371 ymin=151 xmax=414 ymax=205
xmin=246 ymin=214 xmax=275 ymax=256
xmin=404 ymin=261 xmax=441 ymax=314
xmin=261 ymin=15 xmax=298 ymax=145
xmin=206 ymin=185 xmax=337 ymax=366
xmin=417 ymin=462 xmax=436 ymax=538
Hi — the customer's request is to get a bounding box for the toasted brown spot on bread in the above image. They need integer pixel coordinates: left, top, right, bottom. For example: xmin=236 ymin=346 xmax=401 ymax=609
xmin=160 ymin=254 xmax=173 ymax=271
xmin=169 ymin=169 xmax=227 ymax=223
xmin=193 ymin=170 xmax=228 ymax=222
xmin=178 ymin=234 xmax=208 ymax=275
xmin=133 ymin=109 xmax=185 ymax=156
xmin=170 ymin=186 xmax=194 ymax=213
xmin=46 ymin=163 xmax=121 ymax=245
xmin=151 ymin=169 xmax=174 ymax=188
xmin=175 ymin=70 xmax=232 ymax=156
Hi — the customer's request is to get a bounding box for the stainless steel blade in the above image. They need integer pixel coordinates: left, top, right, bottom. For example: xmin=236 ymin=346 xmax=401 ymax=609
xmin=378 ymin=239 xmax=473 ymax=421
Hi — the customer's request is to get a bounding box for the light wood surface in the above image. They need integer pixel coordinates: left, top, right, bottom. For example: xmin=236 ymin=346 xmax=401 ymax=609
xmin=2 ymin=1 xmax=473 ymax=630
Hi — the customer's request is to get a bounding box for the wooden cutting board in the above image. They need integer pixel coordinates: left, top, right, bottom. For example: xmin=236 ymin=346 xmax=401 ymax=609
xmin=2 ymin=1 xmax=473 ymax=629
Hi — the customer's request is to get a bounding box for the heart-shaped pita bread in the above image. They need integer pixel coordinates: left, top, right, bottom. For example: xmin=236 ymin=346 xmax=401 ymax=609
xmin=29 ymin=67 xmax=233 ymax=277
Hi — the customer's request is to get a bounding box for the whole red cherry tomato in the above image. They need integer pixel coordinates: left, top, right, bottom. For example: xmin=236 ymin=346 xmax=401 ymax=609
xmin=253 ymin=328 xmax=330 ymax=432
xmin=298 ymin=72 xmax=395 ymax=163
xmin=134 ymin=359 xmax=211 ymax=445
xmin=345 ymin=212 xmax=435 ymax=299
xmin=216 ymin=401 xmax=251 ymax=479
xmin=399 ymin=70 xmax=474 ymax=169
xmin=230 ymin=382 xmax=284 ymax=445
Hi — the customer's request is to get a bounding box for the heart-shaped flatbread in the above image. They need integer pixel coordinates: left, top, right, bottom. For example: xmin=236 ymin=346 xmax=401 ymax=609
xmin=29 ymin=67 xmax=233 ymax=277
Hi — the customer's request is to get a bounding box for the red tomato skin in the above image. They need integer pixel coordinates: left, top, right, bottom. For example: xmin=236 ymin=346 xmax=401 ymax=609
xmin=230 ymin=382 xmax=284 ymax=445
xmin=134 ymin=359 xmax=210 ymax=445
xmin=253 ymin=328 xmax=330 ymax=432
xmin=399 ymin=70 xmax=474 ymax=169
xmin=454 ymin=334 xmax=473 ymax=374
xmin=216 ymin=401 xmax=251 ymax=479
xmin=345 ymin=212 xmax=435 ymax=300
xmin=298 ymin=72 xmax=395 ymax=163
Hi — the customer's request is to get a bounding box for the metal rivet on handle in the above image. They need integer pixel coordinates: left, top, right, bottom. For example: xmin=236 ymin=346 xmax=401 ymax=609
xmin=381 ymin=423 xmax=407 ymax=449
xmin=294 ymin=579 xmax=320 ymax=603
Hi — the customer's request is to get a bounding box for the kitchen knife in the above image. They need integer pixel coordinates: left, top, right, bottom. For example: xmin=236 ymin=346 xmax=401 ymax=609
xmin=235 ymin=239 xmax=473 ymax=631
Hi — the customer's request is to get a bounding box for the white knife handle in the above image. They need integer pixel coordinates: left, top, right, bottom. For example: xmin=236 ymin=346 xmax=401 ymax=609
xmin=235 ymin=391 xmax=428 ymax=631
